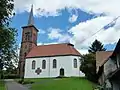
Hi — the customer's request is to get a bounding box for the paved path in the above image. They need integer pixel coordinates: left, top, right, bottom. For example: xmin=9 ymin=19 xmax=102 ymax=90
xmin=5 ymin=79 xmax=29 ymax=90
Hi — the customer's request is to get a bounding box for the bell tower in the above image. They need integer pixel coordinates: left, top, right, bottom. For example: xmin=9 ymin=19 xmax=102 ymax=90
xmin=18 ymin=5 xmax=38 ymax=78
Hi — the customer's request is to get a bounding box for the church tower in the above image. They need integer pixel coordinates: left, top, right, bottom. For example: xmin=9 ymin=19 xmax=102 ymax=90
xmin=18 ymin=5 xmax=38 ymax=78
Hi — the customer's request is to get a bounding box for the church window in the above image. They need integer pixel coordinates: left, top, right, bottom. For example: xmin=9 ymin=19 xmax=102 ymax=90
xmin=74 ymin=58 xmax=77 ymax=68
xmin=53 ymin=59 xmax=57 ymax=68
xmin=32 ymin=60 xmax=36 ymax=69
xmin=42 ymin=60 xmax=46 ymax=69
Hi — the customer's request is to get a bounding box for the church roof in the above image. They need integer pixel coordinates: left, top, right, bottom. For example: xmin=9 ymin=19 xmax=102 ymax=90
xmin=26 ymin=43 xmax=81 ymax=58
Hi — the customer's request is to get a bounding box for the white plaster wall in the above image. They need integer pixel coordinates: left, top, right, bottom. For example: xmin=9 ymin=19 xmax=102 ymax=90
xmin=24 ymin=55 xmax=84 ymax=78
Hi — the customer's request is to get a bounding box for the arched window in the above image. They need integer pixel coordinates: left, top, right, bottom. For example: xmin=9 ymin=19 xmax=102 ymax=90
xmin=53 ymin=59 xmax=57 ymax=68
xmin=32 ymin=60 xmax=36 ymax=69
xmin=74 ymin=59 xmax=77 ymax=68
xmin=42 ymin=60 xmax=46 ymax=69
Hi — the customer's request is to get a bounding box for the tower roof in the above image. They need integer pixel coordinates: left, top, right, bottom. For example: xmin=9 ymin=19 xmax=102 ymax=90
xmin=28 ymin=5 xmax=34 ymax=25
xmin=22 ymin=5 xmax=38 ymax=32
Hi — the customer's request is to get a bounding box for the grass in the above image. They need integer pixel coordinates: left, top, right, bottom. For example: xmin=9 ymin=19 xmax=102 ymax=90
xmin=0 ymin=80 xmax=5 ymax=90
xmin=23 ymin=77 xmax=96 ymax=90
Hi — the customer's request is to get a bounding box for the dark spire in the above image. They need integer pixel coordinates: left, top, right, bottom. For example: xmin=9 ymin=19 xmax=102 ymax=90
xmin=28 ymin=5 xmax=34 ymax=25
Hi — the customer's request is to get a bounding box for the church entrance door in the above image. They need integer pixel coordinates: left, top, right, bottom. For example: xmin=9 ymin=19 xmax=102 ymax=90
xmin=60 ymin=68 xmax=64 ymax=76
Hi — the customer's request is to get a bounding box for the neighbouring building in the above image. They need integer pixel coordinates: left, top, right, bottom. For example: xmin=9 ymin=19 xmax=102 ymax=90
xmin=97 ymin=39 xmax=120 ymax=90
xmin=96 ymin=51 xmax=113 ymax=85
xmin=18 ymin=6 xmax=84 ymax=78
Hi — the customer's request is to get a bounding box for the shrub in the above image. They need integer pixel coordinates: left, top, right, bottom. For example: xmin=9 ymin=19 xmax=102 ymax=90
xmin=4 ymin=74 xmax=19 ymax=79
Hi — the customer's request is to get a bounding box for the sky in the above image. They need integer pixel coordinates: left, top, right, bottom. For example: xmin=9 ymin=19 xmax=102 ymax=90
xmin=10 ymin=0 xmax=120 ymax=54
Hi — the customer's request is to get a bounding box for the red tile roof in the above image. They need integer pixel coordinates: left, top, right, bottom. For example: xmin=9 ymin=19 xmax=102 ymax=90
xmin=26 ymin=43 xmax=81 ymax=58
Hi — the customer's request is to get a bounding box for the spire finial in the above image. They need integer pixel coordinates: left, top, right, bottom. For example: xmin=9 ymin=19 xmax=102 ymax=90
xmin=28 ymin=4 xmax=34 ymax=25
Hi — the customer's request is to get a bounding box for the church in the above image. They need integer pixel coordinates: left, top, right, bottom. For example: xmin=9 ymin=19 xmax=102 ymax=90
xmin=18 ymin=6 xmax=84 ymax=78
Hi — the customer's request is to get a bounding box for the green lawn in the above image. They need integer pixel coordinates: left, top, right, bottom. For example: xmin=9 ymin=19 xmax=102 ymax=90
xmin=25 ymin=77 xmax=96 ymax=90
xmin=0 ymin=80 xmax=5 ymax=90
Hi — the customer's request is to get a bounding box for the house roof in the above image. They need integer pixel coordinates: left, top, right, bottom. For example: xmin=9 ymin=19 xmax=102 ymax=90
xmin=26 ymin=43 xmax=81 ymax=58
xmin=97 ymin=39 xmax=119 ymax=67
xmin=110 ymin=39 xmax=120 ymax=58
xmin=96 ymin=51 xmax=113 ymax=67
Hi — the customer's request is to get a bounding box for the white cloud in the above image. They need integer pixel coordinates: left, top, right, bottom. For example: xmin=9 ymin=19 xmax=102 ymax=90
xmin=69 ymin=14 xmax=78 ymax=23
xmin=48 ymin=27 xmax=72 ymax=43
xmin=14 ymin=0 xmax=120 ymax=54
xmin=37 ymin=42 xmax=61 ymax=46
xmin=38 ymin=29 xmax=46 ymax=34
xmin=48 ymin=28 xmax=62 ymax=39
xmin=58 ymin=34 xmax=71 ymax=42
xmin=14 ymin=0 xmax=120 ymax=17
xmin=77 ymin=49 xmax=88 ymax=55
xmin=37 ymin=42 xmax=43 ymax=45
xmin=68 ymin=16 xmax=120 ymax=52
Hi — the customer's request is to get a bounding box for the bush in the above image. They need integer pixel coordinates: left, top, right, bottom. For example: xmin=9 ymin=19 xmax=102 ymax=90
xmin=4 ymin=74 xmax=19 ymax=79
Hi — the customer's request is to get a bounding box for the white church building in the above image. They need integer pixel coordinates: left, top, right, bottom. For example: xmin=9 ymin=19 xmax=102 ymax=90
xmin=24 ymin=43 xmax=84 ymax=78
xmin=18 ymin=5 xmax=84 ymax=78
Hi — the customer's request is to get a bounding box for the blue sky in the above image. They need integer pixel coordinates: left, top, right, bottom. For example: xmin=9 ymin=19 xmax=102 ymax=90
xmin=11 ymin=0 xmax=120 ymax=54
xmin=11 ymin=8 xmax=97 ymax=44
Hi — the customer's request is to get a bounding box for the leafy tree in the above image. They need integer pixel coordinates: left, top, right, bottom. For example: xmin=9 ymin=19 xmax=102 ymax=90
xmin=88 ymin=39 xmax=106 ymax=54
xmin=0 ymin=0 xmax=17 ymax=79
xmin=0 ymin=0 xmax=14 ymax=26
xmin=80 ymin=53 xmax=98 ymax=82
xmin=80 ymin=39 xmax=106 ymax=83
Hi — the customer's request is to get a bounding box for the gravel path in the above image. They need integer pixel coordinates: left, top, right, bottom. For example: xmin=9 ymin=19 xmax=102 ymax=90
xmin=5 ymin=79 xmax=29 ymax=90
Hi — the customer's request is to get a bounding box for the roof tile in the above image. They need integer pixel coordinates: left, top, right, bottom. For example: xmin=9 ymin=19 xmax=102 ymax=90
xmin=26 ymin=43 xmax=81 ymax=58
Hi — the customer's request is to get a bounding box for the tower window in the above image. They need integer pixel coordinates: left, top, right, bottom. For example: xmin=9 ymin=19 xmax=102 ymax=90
xmin=33 ymin=33 xmax=36 ymax=42
xmin=32 ymin=60 xmax=36 ymax=69
xmin=42 ymin=60 xmax=46 ymax=69
xmin=29 ymin=44 xmax=32 ymax=50
xmin=74 ymin=59 xmax=77 ymax=68
xmin=25 ymin=32 xmax=31 ymax=41
xmin=24 ymin=52 xmax=27 ymax=58
xmin=53 ymin=59 xmax=57 ymax=68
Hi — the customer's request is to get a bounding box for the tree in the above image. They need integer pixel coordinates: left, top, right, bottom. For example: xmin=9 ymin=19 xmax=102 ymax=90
xmin=0 ymin=0 xmax=14 ymax=26
xmin=88 ymin=39 xmax=106 ymax=54
xmin=80 ymin=53 xmax=98 ymax=82
xmin=0 ymin=0 xmax=17 ymax=79
xmin=80 ymin=39 xmax=106 ymax=83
